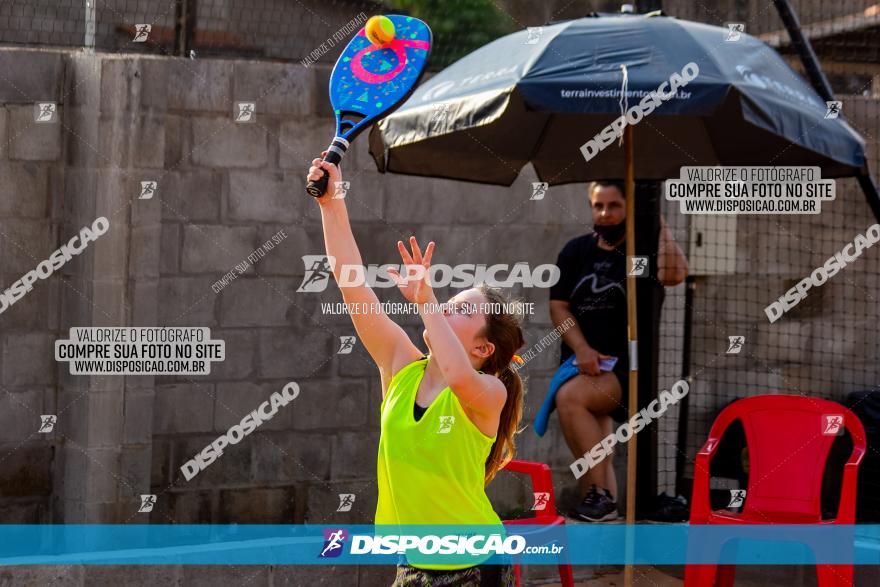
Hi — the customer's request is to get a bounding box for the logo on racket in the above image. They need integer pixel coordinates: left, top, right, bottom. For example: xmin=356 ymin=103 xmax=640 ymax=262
xmin=350 ymin=35 xmax=430 ymax=84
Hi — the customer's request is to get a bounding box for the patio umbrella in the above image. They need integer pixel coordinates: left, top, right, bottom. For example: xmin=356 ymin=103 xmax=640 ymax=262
xmin=368 ymin=12 xmax=866 ymax=184
xmin=368 ymin=14 xmax=869 ymax=581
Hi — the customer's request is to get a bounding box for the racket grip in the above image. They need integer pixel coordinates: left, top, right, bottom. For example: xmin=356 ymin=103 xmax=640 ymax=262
xmin=306 ymin=137 xmax=349 ymax=198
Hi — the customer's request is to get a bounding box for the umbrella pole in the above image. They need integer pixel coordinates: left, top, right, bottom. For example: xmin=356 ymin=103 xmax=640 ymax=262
xmin=623 ymin=124 xmax=639 ymax=587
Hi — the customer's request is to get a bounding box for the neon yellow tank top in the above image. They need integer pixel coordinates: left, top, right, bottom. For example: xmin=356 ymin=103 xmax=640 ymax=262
xmin=376 ymin=355 xmax=504 ymax=569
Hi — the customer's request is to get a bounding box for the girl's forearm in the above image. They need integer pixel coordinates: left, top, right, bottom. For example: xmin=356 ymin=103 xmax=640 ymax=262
xmin=318 ymin=199 xmax=365 ymax=283
xmin=418 ymin=296 xmax=475 ymax=384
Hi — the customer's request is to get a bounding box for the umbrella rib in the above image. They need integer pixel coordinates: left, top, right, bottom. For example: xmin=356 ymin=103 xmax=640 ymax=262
xmin=524 ymin=110 xmax=556 ymax=181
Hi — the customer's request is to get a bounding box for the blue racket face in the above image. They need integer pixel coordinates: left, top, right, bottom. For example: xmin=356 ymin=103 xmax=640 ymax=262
xmin=329 ymin=15 xmax=431 ymax=140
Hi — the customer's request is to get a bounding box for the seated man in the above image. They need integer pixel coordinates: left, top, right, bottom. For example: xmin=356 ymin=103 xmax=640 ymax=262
xmin=549 ymin=180 xmax=688 ymax=521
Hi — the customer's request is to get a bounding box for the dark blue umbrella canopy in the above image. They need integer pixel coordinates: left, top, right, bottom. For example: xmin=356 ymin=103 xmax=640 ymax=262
xmin=369 ymin=12 xmax=866 ymax=185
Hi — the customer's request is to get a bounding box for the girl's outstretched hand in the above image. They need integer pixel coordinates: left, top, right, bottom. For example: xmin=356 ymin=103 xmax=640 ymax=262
xmin=386 ymin=236 xmax=436 ymax=306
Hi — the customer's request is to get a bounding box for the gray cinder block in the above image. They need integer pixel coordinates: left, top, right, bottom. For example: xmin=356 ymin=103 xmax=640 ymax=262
xmin=0 ymin=50 xmax=63 ymax=103
xmin=191 ymin=117 xmax=268 ymax=169
xmin=181 ymin=224 xmax=257 ymax=274
xmin=6 ymin=104 xmax=67 ymax=161
xmin=154 ymin=382 xmax=215 ymax=435
xmin=232 ymin=61 xmax=314 ymax=116
xmin=228 ymin=170 xmax=300 ymax=223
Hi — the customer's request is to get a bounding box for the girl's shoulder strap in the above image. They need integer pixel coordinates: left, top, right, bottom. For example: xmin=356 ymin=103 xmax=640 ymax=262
xmin=387 ymin=354 xmax=429 ymax=393
xmin=382 ymin=355 xmax=428 ymax=413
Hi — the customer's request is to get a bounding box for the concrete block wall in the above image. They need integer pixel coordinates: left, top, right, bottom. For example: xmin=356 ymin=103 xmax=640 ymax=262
xmin=0 ymin=49 xmax=66 ymax=524
xmin=4 ymin=0 xmax=863 ymax=58
xmin=0 ymin=0 xmax=380 ymax=63
xmin=195 ymin=0 xmax=379 ymax=61
xmin=0 ymin=39 xmax=878 ymax=586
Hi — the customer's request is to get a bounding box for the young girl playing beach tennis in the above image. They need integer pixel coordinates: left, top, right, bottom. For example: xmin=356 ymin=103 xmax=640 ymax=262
xmin=307 ymin=156 xmax=526 ymax=587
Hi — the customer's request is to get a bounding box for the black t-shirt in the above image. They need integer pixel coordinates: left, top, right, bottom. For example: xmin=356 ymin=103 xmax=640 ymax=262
xmin=549 ymin=232 xmax=628 ymax=368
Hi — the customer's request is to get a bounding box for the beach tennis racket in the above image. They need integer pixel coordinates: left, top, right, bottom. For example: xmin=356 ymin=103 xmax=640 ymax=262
xmin=305 ymin=14 xmax=432 ymax=198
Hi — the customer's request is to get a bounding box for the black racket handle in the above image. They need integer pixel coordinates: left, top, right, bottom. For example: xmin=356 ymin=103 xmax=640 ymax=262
xmin=306 ymin=137 xmax=349 ymax=198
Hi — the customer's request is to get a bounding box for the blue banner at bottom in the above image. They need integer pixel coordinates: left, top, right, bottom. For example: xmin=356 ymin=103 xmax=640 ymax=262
xmin=0 ymin=524 xmax=879 ymax=565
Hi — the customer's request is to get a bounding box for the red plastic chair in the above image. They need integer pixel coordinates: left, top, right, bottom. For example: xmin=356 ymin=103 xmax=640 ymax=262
xmin=685 ymin=395 xmax=866 ymax=587
xmin=501 ymin=459 xmax=574 ymax=587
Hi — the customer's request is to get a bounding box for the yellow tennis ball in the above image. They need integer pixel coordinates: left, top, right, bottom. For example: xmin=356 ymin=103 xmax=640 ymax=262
xmin=365 ymin=15 xmax=395 ymax=46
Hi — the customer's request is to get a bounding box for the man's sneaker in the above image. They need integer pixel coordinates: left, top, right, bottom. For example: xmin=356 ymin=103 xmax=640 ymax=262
xmin=570 ymin=485 xmax=619 ymax=522
xmin=646 ymin=492 xmax=689 ymax=522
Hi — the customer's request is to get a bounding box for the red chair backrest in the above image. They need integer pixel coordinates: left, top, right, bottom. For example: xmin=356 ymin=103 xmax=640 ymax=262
xmin=501 ymin=460 xmax=560 ymax=523
xmin=708 ymin=395 xmax=865 ymax=518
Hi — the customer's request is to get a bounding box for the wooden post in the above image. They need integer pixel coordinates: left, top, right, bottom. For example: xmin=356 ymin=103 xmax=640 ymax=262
xmin=623 ymin=123 xmax=639 ymax=587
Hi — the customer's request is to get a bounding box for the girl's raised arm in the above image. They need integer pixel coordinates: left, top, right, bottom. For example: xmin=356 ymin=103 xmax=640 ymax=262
xmin=307 ymin=158 xmax=422 ymax=388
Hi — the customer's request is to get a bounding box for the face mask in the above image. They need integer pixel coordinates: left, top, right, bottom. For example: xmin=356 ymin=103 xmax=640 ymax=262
xmin=594 ymin=221 xmax=625 ymax=244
